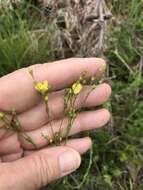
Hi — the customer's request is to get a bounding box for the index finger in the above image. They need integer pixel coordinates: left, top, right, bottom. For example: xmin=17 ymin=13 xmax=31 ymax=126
xmin=0 ymin=58 xmax=106 ymax=112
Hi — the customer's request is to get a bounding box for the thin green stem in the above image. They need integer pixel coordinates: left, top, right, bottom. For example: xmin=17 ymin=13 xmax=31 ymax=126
xmin=1 ymin=117 xmax=12 ymax=130
xmin=45 ymin=99 xmax=56 ymax=141
xmin=64 ymin=117 xmax=76 ymax=145
xmin=58 ymin=89 xmax=72 ymax=144
xmin=11 ymin=109 xmax=37 ymax=149
xmin=65 ymin=146 xmax=93 ymax=189
xmin=83 ymin=85 xmax=97 ymax=105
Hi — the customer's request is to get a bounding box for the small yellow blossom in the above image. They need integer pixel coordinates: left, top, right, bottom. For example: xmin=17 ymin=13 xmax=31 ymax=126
xmin=72 ymin=82 xmax=83 ymax=95
xmin=0 ymin=112 xmax=4 ymax=119
xmin=35 ymin=80 xmax=49 ymax=95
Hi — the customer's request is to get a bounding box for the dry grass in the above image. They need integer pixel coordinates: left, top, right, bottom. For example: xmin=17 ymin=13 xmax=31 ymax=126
xmin=42 ymin=0 xmax=112 ymax=57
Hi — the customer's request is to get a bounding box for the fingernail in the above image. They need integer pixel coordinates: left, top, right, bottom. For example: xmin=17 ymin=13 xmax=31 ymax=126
xmin=59 ymin=149 xmax=81 ymax=176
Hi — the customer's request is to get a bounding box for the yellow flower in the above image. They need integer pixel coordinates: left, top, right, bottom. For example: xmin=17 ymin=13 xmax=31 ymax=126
xmin=0 ymin=112 xmax=4 ymax=119
xmin=35 ymin=80 xmax=49 ymax=95
xmin=72 ymin=82 xmax=83 ymax=95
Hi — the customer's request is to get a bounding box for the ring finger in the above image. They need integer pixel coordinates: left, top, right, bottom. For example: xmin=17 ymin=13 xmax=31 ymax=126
xmin=19 ymin=109 xmax=111 ymax=149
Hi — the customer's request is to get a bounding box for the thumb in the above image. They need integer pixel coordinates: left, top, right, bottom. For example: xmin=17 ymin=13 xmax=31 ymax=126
xmin=0 ymin=146 xmax=81 ymax=190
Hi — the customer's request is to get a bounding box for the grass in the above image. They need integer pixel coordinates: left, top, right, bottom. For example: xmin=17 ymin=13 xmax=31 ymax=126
xmin=0 ymin=1 xmax=61 ymax=75
xmin=0 ymin=0 xmax=143 ymax=189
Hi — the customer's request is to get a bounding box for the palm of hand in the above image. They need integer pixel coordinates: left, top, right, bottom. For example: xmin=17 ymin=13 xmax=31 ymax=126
xmin=0 ymin=58 xmax=111 ymax=162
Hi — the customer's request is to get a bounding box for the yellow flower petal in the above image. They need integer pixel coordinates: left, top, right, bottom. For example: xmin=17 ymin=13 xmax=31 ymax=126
xmin=35 ymin=80 xmax=49 ymax=95
xmin=72 ymin=82 xmax=83 ymax=95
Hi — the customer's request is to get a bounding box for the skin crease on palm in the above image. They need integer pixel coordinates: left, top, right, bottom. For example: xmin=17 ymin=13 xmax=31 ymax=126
xmin=0 ymin=58 xmax=111 ymax=190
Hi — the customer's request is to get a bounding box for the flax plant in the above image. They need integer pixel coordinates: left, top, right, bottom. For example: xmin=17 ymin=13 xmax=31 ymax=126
xmin=28 ymin=66 xmax=107 ymax=146
xmin=0 ymin=109 xmax=37 ymax=148
xmin=29 ymin=69 xmax=56 ymax=144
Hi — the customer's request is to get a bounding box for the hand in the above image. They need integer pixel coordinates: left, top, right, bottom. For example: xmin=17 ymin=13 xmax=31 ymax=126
xmin=0 ymin=58 xmax=111 ymax=190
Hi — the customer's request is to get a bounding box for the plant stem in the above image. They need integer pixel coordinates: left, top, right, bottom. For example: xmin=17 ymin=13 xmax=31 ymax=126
xmin=45 ymin=99 xmax=56 ymax=141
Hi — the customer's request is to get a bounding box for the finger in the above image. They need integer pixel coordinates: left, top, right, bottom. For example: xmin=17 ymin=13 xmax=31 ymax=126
xmin=0 ymin=115 xmax=14 ymax=141
xmin=65 ymin=137 xmax=92 ymax=154
xmin=0 ymin=120 xmax=4 ymax=128
xmin=0 ymin=134 xmax=22 ymax=155
xmin=0 ymin=58 xmax=106 ymax=112
xmin=0 ymin=147 xmax=81 ymax=190
xmin=1 ymin=137 xmax=91 ymax=162
xmin=20 ymin=109 xmax=110 ymax=149
xmin=24 ymin=137 xmax=92 ymax=157
xmin=0 ymin=114 xmax=12 ymax=128
xmin=0 ymin=128 xmax=14 ymax=140
xmin=19 ymin=83 xmax=111 ymax=131
xmin=1 ymin=151 xmax=23 ymax=162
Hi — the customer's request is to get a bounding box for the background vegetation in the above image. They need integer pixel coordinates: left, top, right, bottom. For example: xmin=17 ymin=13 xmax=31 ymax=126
xmin=0 ymin=0 xmax=143 ymax=189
